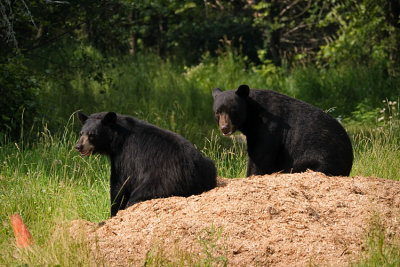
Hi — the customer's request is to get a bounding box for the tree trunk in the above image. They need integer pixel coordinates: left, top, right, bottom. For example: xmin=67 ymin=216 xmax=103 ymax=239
xmin=128 ymin=11 xmax=135 ymax=56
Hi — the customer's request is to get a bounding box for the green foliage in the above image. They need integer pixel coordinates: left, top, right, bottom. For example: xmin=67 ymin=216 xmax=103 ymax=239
xmin=2 ymin=0 xmax=399 ymax=71
xmin=2 ymin=44 xmax=399 ymax=145
xmin=318 ymin=0 xmax=400 ymax=74
xmin=28 ymin=49 xmax=211 ymax=146
xmin=252 ymin=0 xmax=336 ymax=66
xmin=183 ymin=47 xmax=285 ymax=93
xmin=2 ymin=0 xmax=260 ymax=62
xmin=287 ymin=64 xmax=400 ymax=117
xmin=184 ymin=49 xmax=254 ymax=90
xmin=2 ymin=0 xmax=400 ymax=139
xmin=0 ymin=55 xmax=40 ymax=141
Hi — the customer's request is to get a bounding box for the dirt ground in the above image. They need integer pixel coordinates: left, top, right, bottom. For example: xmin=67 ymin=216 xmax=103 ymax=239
xmin=69 ymin=171 xmax=400 ymax=266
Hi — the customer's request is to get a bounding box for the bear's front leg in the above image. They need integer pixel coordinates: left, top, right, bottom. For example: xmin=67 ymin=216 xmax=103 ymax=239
xmin=126 ymin=181 xmax=155 ymax=208
xmin=246 ymin=132 xmax=280 ymax=176
xmin=247 ymin=154 xmax=281 ymax=176
xmin=110 ymin=181 xmax=129 ymax=217
xmin=247 ymin=154 xmax=280 ymax=176
xmin=247 ymin=157 xmax=264 ymax=176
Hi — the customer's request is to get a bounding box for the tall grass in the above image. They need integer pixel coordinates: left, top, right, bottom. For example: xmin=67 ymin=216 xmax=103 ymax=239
xmin=286 ymin=65 xmax=400 ymax=118
xmin=39 ymin=53 xmax=219 ymax=147
xmin=351 ymin=124 xmax=400 ymax=179
xmin=349 ymin=99 xmax=400 ymax=180
xmin=0 ymin=118 xmax=109 ymax=265
xmin=201 ymin=132 xmax=247 ymax=178
xmin=34 ymin=45 xmax=400 ymax=144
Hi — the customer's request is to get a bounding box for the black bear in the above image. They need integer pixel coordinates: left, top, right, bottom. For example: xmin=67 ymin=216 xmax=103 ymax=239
xmin=75 ymin=111 xmax=217 ymax=217
xmin=212 ymin=84 xmax=353 ymax=177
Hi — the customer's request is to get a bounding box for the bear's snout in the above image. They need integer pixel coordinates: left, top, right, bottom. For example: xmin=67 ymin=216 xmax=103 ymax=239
xmin=221 ymin=125 xmax=230 ymax=132
xmin=75 ymin=135 xmax=94 ymax=156
xmin=218 ymin=113 xmax=234 ymax=136
xmin=220 ymin=124 xmax=233 ymax=136
xmin=75 ymin=143 xmax=83 ymax=152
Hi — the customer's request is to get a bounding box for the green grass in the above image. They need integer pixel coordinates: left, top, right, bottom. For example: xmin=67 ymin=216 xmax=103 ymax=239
xmin=0 ymin=119 xmax=110 ymax=265
xmin=348 ymin=99 xmax=400 ymax=180
xmin=351 ymin=123 xmax=400 ymax=180
xmin=353 ymin=215 xmax=400 ymax=267
xmin=38 ymin=52 xmax=219 ymax=148
xmin=201 ymin=131 xmax=247 ymax=178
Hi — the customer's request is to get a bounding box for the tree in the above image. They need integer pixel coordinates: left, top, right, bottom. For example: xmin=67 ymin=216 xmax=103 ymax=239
xmin=252 ymin=0 xmax=336 ymax=66
xmin=318 ymin=0 xmax=400 ymax=75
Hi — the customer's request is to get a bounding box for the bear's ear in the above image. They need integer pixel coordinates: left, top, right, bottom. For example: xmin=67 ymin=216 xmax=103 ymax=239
xmin=77 ymin=111 xmax=88 ymax=125
xmin=212 ymin=88 xmax=223 ymax=99
xmin=236 ymin=84 xmax=250 ymax=98
xmin=102 ymin=112 xmax=117 ymax=126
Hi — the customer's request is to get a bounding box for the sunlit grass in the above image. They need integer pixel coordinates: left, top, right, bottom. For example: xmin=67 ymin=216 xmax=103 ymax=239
xmin=201 ymin=131 xmax=247 ymax=178
xmin=349 ymin=101 xmax=400 ymax=180
xmin=0 ymin=120 xmax=109 ymax=265
xmin=351 ymin=124 xmax=400 ymax=180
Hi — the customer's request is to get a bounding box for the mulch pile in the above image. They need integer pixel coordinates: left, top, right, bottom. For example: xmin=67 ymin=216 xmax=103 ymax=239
xmin=69 ymin=171 xmax=400 ymax=266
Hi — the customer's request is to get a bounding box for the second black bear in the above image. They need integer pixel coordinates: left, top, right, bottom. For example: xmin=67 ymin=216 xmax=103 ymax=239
xmin=212 ymin=85 xmax=353 ymax=176
xmin=75 ymin=111 xmax=217 ymax=217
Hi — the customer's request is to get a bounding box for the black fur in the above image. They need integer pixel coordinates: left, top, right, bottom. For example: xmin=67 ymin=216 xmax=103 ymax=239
xmin=212 ymin=85 xmax=353 ymax=177
xmin=76 ymin=112 xmax=217 ymax=217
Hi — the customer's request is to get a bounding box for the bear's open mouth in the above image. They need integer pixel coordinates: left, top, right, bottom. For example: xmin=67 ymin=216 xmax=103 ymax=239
xmin=221 ymin=128 xmax=234 ymax=136
xmin=80 ymin=148 xmax=94 ymax=157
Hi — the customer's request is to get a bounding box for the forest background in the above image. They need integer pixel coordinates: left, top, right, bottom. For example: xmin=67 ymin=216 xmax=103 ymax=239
xmin=0 ymin=0 xmax=400 ymax=265
xmin=1 ymin=0 xmax=399 ymax=141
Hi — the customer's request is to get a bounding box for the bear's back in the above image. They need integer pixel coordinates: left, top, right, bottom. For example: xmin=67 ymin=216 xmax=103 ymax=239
xmin=248 ymin=89 xmax=345 ymax=131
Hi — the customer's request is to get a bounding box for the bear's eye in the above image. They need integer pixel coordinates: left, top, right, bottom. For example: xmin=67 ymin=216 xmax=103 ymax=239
xmin=88 ymin=132 xmax=95 ymax=139
xmin=79 ymin=131 xmax=83 ymax=136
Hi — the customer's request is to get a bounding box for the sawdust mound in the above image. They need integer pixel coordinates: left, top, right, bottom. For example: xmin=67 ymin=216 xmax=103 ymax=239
xmin=70 ymin=172 xmax=400 ymax=266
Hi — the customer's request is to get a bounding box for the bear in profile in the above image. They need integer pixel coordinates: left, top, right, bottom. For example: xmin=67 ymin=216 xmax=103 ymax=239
xmin=75 ymin=111 xmax=217 ymax=217
xmin=212 ymin=84 xmax=353 ymax=177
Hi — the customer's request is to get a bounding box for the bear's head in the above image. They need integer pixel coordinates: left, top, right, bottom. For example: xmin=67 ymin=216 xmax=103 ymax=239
xmin=75 ymin=111 xmax=117 ymax=156
xmin=212 ymin=84 xmax=249 ymax=136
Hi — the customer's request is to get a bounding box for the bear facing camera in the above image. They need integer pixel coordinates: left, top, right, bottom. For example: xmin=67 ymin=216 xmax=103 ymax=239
xmin=212 ymin=84 xmax=353 ymax=177
xmin=75 ymin=111 xmax=217 ymax=217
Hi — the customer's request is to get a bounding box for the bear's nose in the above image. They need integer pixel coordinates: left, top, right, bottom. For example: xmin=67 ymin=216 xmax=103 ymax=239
xmin=75 ymin=143 xmax=82 ymax=152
